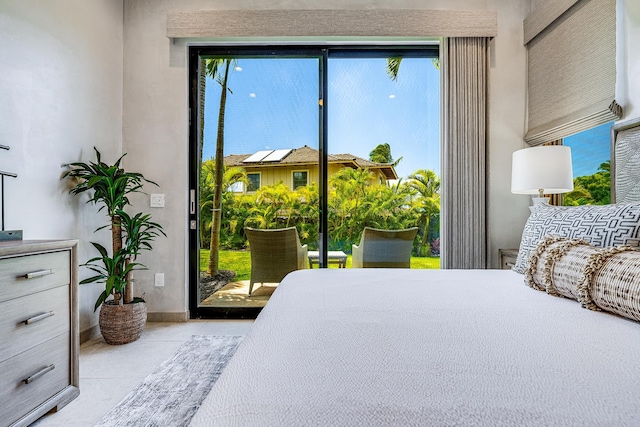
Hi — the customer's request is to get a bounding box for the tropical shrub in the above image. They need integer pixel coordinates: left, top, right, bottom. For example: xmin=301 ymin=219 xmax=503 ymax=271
xmin=200 ymin=162 xmax=441 ymax=256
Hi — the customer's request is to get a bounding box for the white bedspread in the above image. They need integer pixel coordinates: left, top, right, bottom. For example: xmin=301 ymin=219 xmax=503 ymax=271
xmin=190 ymin=269 xmax=640 ymax=426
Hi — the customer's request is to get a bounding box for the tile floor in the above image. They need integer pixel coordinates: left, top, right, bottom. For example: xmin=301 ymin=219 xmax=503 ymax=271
xmin=31 ymin=320 xmax=254 ymax=427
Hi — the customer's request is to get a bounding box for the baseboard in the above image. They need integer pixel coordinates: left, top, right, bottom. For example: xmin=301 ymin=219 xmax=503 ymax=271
xmin=147 ymin=311 xmax=190 ymax=322
xmin=80 ymin=324 xmax=101 ymax=344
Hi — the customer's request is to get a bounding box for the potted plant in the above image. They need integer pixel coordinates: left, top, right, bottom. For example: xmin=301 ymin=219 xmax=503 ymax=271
xmin=63 ymin=148 xmax=165 ymax=345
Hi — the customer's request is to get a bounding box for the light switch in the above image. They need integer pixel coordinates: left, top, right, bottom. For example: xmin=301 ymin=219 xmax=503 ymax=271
xmin=150 ymin=193 xmax=165 ymax=208
xmin=155 ymin=273 xmax=164 ymax=287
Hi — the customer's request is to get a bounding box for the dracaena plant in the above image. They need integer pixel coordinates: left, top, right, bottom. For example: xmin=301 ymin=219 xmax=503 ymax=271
xmin=63 ymin=148 xmax=165 ymax=309
xmin=81 ymin=244 xmax=144 ymax=311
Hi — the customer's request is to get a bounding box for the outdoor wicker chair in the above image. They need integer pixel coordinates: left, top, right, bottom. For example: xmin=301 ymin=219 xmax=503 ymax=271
xmin=352 ymin=226 xmax=419 ymax=268
xmin=245 ymin=226 xmax=308 ymax=295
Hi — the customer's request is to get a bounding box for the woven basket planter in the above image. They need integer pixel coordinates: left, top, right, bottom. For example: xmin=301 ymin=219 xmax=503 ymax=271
xmin=99 ymin=301 xmax=147 ymax=345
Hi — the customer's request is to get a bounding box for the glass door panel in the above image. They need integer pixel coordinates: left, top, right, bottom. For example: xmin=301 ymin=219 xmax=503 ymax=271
xmin=327 ymin=55 xmax=441 ymax=268
xmin=196 ymin=54 xmax=320 ymax=315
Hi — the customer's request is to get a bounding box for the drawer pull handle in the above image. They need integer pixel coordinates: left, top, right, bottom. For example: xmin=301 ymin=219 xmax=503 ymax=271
xmin=24 ymin=310 xmax=55 ymax=325
xmin=23 ymin=269 xmax=55 ymax=279
xmin=506 ymin=262 xmax=515 ymax=267
xmin=24 ymin=364 xmax=55 ymax=384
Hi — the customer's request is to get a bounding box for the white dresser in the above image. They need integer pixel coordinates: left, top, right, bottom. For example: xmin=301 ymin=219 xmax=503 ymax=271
xmin=0 ymin=240 xmax=79 ymax=427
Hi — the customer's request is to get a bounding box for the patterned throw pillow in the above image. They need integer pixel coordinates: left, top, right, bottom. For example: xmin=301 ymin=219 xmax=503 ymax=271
xmin=592 ymin=250 xmax=640 ymax=322
xmin=524 ymin=235 xmax=592 ymax=300
xmin=524 ymin=236 xmax=640 ymax=322
xmin=512 ymin=203 xmax=640 ymax=274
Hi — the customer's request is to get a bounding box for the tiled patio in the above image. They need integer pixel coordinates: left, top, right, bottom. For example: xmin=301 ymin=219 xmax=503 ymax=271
xmin=200 ymin=280 xmax=276 ymax=308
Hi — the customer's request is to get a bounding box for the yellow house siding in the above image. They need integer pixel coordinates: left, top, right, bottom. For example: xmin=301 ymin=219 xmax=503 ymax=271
xmin=242 ymin=163 xmax=387 ymax=191
xmin=244 ymin=165 xmax=320 ymax=189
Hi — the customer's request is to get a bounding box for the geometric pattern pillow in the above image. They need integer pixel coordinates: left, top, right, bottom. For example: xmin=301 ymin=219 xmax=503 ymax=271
xmin=512 ymin=203 xmax=640 ymax=274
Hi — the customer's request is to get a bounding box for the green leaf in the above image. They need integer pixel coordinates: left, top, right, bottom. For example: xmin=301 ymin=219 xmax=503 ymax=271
xmin=94 ymin=290 xmax=108 ymax=312
xmin=80 ymin=275 xmax=104 ymax=285
xmin=91 ymin=242 xmax=108 ymax=258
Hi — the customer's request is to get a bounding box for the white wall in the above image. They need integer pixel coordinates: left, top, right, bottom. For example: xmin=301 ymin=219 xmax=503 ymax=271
xmin=0 ymin=0 xmax=124 ymax=332
xmin=122 ymin=0 xmax=530 ymax=320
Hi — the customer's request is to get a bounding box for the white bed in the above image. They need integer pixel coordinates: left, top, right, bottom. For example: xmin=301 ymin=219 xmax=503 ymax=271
xmin=191 ymin=119 xmax=640 ymax=426
xmin=191 ymin=268 xmax=640 ymax=426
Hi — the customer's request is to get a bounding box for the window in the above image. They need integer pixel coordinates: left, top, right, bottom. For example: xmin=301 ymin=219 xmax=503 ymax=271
xmin=292 ymin=171 xmax=308 ymax=189
xmin=562 ymin=122 xmax=612 ymax=206
xmin=247 ymin=173 xmax=261 ymax=192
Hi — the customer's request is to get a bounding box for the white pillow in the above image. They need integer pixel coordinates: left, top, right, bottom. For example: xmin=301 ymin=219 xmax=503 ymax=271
xmin=513 ymin=203 xmax=640 ymax=274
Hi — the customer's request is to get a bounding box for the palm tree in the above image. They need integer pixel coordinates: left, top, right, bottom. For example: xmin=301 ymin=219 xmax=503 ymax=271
xmin=386 ymin=56 xmax=440 ymax=82
xmin=406 ymin=169 xmax=440 ymax=256
xmin=204 ymin=58 xmax=236 ymax=276
xmin=328 ymin=168 xmax=374 ymax=246
xmin=200 ymin=160 xmax=247 ymax=248
xmin=369 ymin=143 xmax=393 ymax=163
xmin=198 ymin=58 xmax=207 ymax=162
xmin=247 ymin=182 xmax=295 ymax=229
xmin=369 ymin=142 xmax=403 ymax=167
xmin=290 ymin=183 xmax=320 ymax=246
xmin=386 ymin=57 xmax=403 ymax=81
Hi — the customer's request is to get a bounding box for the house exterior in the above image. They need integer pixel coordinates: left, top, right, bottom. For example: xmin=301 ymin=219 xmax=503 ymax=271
xmin=224 ymin=145 xmax=398 ymax=192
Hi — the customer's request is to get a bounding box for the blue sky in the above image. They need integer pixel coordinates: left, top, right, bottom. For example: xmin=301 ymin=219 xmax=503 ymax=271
xmin=203 ymin=57 xmax=441 ymax=179
xmin=563 ymin=121 xmax=612 ymax=178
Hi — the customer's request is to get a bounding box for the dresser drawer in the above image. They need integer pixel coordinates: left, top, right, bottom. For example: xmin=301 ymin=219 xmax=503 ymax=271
xmin=0 ymin=251 xmax=70 ymax=303
xmin=0 ymin=333 xmax=70 ymax=427
xmin=0 ymin=285 xmax=70 ymax=363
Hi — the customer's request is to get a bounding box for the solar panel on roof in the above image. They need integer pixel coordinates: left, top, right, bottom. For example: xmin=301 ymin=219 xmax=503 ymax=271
xmin=243 ymin=150 xmax=274 ymax=163
xmin=262 ymin=149 xmax=292 ymax=162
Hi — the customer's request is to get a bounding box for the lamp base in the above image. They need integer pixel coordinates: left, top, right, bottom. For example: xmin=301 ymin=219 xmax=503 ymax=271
xmin=529 ymin=197 xmax=550 ymax=212
xmin=531 ymin=197 xmax=550 ymax=205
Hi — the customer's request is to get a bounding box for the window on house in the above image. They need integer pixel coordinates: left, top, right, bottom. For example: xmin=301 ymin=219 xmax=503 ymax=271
xmin=292 ymin=171 xmax=308 ymax=189
xmin=247 ymin=173 xmax=261 ymax=192
xmin=562 ymin=121 xmax=612 ymax=206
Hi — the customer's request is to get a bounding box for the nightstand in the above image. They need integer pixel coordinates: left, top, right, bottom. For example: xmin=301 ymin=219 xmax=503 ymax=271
xmin=499 ymin=249 xmax=519 ymax=270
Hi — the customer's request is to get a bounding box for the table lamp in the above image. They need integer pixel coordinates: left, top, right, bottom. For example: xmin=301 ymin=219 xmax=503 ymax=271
xmin=511 ymin=145 xmax=574 ymax=206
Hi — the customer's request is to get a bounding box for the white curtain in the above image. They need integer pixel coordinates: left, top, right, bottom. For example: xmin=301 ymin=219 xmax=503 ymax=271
xmin=441 ymin=37 xmax=489 ymax=269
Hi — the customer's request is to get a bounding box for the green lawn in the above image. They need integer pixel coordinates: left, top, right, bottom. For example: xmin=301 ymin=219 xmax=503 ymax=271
xmin=201 ymin=249 xmax=440 ymax=281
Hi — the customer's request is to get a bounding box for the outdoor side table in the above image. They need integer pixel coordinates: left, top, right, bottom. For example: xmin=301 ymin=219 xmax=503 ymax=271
xmin=307 ymin=250 xmax=347 ymax=268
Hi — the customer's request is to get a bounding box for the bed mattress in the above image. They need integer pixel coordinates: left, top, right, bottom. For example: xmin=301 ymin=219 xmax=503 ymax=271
xmin=190 ymin=268 xmax=640 ymax=426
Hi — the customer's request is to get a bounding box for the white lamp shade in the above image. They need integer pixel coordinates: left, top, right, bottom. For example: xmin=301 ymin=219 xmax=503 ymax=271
xmin=511 ymin=146 xmax=574 ymax=195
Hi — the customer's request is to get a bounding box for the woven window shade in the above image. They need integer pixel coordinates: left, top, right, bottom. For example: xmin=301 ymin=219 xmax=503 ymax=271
xmin=524 ymin=0 xmax=621 ymax=146
xmin=167 ymin=10 xmax=497 ymax=39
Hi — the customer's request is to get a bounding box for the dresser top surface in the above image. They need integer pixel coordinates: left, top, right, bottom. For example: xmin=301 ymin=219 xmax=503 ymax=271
xmin=0 ymin=240 xmax=78 ymax=257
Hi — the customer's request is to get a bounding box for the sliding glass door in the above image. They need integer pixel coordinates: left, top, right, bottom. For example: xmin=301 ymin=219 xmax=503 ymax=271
xmin=326 ymin=54 xmax=441 ymax=260
xmin=188 ymin=46 xmax=439 ymax=318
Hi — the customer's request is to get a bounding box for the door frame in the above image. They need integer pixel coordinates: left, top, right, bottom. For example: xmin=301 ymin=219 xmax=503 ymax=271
xmin=188 ymin=44 xmax=439 ymax=319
